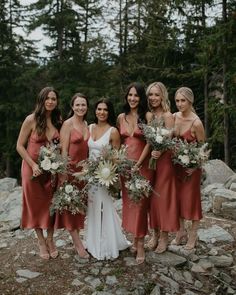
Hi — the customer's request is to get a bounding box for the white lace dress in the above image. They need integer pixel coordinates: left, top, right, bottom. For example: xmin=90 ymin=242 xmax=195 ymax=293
xmin=85 ymin=125 xmax=130 ymax=260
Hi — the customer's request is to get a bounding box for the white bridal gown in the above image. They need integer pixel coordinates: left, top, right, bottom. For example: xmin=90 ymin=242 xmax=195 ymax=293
xmin=86 ymin=125 xmax=130 ymax=260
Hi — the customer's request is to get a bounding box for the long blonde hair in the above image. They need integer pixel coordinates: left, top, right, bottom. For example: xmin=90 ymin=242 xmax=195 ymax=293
xmin=146 ymin=82 xmax=170 ymax=112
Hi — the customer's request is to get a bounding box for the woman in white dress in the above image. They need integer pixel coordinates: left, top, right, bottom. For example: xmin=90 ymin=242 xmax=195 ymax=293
xmin=86 ymin=98 xmax=130 ymax=260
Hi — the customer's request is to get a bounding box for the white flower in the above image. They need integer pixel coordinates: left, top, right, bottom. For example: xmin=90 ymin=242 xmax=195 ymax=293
xmin=41 ymin=157 xmax=51 ymax=170
xmin=155 ymin=135 xmax=163 ymax=143
xmin=135 ymin=180 xmax=142 ymax=189
xmin=51 ymin=162 xmax=60 ymax=170
xmin=95 ymin=161 xmax=118 ymax=187
xmin=179 ymin=155 xmax=190 ymax=165
xmin=65 ymin=184 xmax=73 ymax=194
xmin=183 ymin=149 xmax=188 ymax=154
xmin=160 ymin=128 xmax=170 ymax=136
xmin=65 ymin=196 xmax=71 ymax=202
xmin=101 ymin=167 xmax=111 ymax=179
xmin=50 ymin=153 xmax=56 ymax=160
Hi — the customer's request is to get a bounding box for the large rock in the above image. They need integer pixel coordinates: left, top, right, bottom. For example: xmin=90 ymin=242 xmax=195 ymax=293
xmin=211 ymin=188 xmax=236 ymax=220
xmin=0 ymin=177 xmax=17 ymax=191
xmin=0 ymin=178 xmax=22 ymax=231
xmin=201 ymin=183 xmax=224 ymax=213
xmin=203 ymin=160 xmax=234 ymax=186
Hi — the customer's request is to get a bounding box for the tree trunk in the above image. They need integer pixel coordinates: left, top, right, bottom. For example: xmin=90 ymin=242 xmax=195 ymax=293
xmin=222 ymin=0 xmax=229 ymax=164
xmin=201 ymin=1 xmax=209 ymax=139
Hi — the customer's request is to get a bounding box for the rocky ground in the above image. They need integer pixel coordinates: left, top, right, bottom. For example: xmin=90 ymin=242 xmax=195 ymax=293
xmin=0 ymin=213 xmax=236 ymax=295
xmin=1 ymin=160 xmax=236 ymax=295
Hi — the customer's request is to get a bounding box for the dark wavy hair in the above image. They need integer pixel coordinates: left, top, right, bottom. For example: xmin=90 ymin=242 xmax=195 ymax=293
xmin=93 ymin=98 xmax=116 ymax=127
xmin=67 ymin=92 xmax=89 ymax=119
xmin=34 ymin=86 xmax=62 ymax=135
xmin=123 ymin=82 xmax=148 ymax=123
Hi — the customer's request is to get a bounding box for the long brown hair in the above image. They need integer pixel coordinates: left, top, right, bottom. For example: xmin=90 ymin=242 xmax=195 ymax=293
xmin=34 ymin=87 xmax=62 ymax=135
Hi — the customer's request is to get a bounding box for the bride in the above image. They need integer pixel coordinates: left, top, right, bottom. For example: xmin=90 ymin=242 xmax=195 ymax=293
xmin=86 ymin=98 xmax=130 ymax=260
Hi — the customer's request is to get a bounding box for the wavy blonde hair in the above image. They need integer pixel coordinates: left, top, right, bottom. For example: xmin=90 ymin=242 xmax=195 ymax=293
xmin=146 ymin=82 xmax=170 ymax=112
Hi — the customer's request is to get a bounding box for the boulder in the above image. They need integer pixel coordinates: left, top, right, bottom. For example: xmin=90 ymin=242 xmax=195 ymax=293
xmin=211 ymin=188 xmax=236 ymax=220
xmin=203 ymin=160 xmax=234 ymax=186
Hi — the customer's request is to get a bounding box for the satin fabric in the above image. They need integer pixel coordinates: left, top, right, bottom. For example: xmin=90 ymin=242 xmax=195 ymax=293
xmin=21 ymin=131 xmax=59 ymax=229
xmin=54 ymin=128 xmax=88 ymax=230
xmin=119 ymin=114 xmax=154 ymax=237
xmin=86 ymin=126 xmax=129 ymax=260
xmin=150 ymin=150 xmax=179 ymax=232
xmin=175 ymin=129 xmax=202 ymax=220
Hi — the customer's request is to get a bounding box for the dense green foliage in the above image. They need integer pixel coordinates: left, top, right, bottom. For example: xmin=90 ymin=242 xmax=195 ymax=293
xmin=0 ymin=0 xmax=235 ymax=178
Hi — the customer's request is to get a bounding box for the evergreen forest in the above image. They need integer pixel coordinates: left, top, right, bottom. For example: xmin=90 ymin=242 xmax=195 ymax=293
xmin=0 ymin=0 xmax=236 ymax=179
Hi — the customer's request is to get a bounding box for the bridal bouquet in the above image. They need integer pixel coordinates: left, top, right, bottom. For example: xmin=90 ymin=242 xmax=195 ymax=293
xmin=125 ymin=172 xmax=152 ymax=203
xmin=172 ymin=139 xmax=211 ymax=169
xmin=50 ymin=182 xmax=87 ymax=215
xmin=172 ymin=139 xmax=211 ymax=180
xmin=139 ymin=122 xmax=173 ymax=169
xmin=37 ymin=141 xmax=68 ymax=175
xmin=74 ymin=144 xmax=133 ymax=197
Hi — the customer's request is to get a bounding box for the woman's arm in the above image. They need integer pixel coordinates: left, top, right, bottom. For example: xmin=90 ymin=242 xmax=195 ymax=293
xmin=60 ymin=120 xmax=72 ymax=157
xmin=110 ymin=127 xmax=121 ymax=149
xmin=193 ymin=119 xmax=205 ymax=142
xmin=163 ymin=112 xmax=174 ymax=129
xmin=16 ymin=114 xmax=41 ymax=177
xmin=135 ymin=112 xmax=152 ymax=167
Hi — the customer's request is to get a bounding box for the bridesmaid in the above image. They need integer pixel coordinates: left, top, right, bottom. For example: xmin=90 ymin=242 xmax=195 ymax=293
xmin=54 ymin=93 xmax=89 ymax=258
xmin=16 ymin=86 xmax=61 ymax=260
xmin=146 ymin=82 xmax=179 ymax=253
xmin=172 ymin=87 xmax=205 ymax=250
xmin=117 ymin=82 xmax=153 ymax=264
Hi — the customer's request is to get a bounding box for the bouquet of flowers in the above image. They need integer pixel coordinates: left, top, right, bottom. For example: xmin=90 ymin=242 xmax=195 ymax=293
xmin=50 ymin=182 xmax=87 ymax=215
xmin=125 ymin=172 xmax=153 ymax=203
xmin=139 ymin=122 xmax=173 ymax=169
xmin=74 ymin=144 xmax=133 ymax=197
xmin=37 ymin=141 xmax=68 ymax=175
xmin=172 ymin=140 xmax=211 ymax=180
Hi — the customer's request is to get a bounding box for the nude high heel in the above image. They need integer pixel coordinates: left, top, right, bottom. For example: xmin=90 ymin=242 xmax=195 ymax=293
xmin=184 ymin=231 xmax=198 ymax=250
xmin=171 ymin=231 xmax=187 ymax=246
xmin=46 ymin=238 xmax=59 ymax=259
xmin=155 ymin=233 xmax=168 ymax=254
xmin=136 ymin=239 xmax=145 ymax=265
xmin=38 ymin=240 xmax=50 ymax=260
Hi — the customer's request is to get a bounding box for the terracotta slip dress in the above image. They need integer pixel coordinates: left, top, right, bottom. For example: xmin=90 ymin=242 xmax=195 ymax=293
xmin=149 ymin=117 xmax=179 ymax=232
xmin=21 ymin=130 xmax=59 ymax=229
xmin=175 ymin=118 xmax=203 ymax=221
xmin=54 ymin=128 xmax=89 ymax=230
xmin=119 ymin=114 xmax=154 ymax=237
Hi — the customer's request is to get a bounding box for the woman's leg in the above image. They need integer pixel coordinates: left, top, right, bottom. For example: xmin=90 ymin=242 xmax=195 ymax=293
xmin=185 ymin=220 xmax=199 ymax=250
xmin=171 ymin=218 xmax=187 ymax=245
xmin=35 ymin=228 xmax=49 ymax=260
xmin=46 ymin=228 xmax=58 ymax=258
xmin=146 ymin=228 xmax=159 ymax=250
xmin=136 ymin=237 xmax=145 ymax=264
xmin=69 ymin=229 xmax=89 ymax=258
xmin=155 ymin=231 xmax=168 ymax=253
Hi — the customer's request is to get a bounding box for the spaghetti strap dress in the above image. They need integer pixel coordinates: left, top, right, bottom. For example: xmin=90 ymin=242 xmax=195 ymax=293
xmin=149 ymin=117 xmax=179 ymax=232
xmin=175 ymin=118 xmax=203 ymax=221
xmin=119 ymin=114 xmax=154 ymax=238
xmin=21 ymin=130 xmax=59 ymax=229
xmin=54 ymin=128 xmax=88 ymax=230
xmin=85 ymin=125 xmax=129 ymax=260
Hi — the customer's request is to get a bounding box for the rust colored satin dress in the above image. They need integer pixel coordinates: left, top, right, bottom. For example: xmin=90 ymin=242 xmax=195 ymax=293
xmin=21 ymin=131 xmax=59 ymax=229
xmin=55 ymin=128 xmax=88 ymax=230
xmin=119 ymin=114 xmax=154 ymax=238
xmin=175 ymin=130 xmax=202 ymax=221
xmin=150 ymin=147 xmax=179 ymax=232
